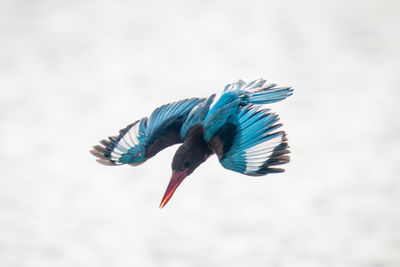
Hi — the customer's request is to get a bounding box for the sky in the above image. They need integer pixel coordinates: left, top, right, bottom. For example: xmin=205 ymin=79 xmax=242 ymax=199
xmin=0 ymin=0 xmax=399 ymax=266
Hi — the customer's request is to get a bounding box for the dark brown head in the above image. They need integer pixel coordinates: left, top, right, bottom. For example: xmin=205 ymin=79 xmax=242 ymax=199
xmin=159 ymin=127 xmax=212 ymax=208
xmin=171 ymin=143 xmax=210 ymax=175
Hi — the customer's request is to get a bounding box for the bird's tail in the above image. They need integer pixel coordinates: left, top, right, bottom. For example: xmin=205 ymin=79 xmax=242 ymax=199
xmin=224 ymin=79 xmax=293 ymax=105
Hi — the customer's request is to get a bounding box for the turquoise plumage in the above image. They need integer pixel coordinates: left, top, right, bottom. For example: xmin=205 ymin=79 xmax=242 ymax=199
xmin=91 ymin=78 xmax=293 ymax=207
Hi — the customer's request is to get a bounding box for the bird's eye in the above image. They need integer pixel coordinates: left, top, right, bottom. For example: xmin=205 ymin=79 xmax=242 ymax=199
xmin=183 ymin=160 xmax=190 ymax=168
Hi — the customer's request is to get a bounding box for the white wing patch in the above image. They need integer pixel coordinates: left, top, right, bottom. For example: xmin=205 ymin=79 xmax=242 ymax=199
xmin=111 ymin=150 xmax=121 ymax=161
xmin=128 ymin=122 xmax=140 ymax=145
xmin=208 ymin=92 xmax=222 ymax=112
xmin=243 ymin=132 xmax=283 ymax=174
xmin=110 ymin=122 xmax=141 ymax=161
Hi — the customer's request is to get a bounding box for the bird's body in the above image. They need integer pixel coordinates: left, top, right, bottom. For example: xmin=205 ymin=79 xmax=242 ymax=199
xmin=91 ymin=79 xmax=293 ymax=208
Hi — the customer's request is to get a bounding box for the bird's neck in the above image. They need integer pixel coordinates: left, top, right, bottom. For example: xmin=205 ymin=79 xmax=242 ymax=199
xmin=184 ymin=125 xmax=213 ymax=156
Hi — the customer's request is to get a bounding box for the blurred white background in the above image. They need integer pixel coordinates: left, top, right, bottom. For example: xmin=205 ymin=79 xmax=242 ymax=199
xmin=1 ymin=0 xmax=399 ymax=266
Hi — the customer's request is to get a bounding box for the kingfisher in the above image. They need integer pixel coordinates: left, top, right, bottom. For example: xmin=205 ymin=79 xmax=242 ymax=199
xmin=90 ymin=79 xmax=293 ymax=208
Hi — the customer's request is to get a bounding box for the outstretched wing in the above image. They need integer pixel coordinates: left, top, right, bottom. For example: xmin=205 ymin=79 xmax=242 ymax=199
xmin=208 ymin=105 xmax=290 ymax=176
xmin=91 ymin=97 xmax=205 ymax=166
xmin=224 ymin=78 xmax=293 ymax=105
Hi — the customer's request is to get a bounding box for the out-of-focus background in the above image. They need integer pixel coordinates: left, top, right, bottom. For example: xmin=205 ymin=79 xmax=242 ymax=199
xmin=1 ymin=0 xmax=399 ymax=266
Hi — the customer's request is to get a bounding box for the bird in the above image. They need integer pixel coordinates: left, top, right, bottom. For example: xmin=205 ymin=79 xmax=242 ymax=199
xmin=90 ymin=78 xmax=293 ymax=208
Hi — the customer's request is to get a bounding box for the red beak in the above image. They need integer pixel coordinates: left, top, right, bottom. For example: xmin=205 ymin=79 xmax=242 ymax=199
xmin=159 ymin=170 xmax=188 ymax=208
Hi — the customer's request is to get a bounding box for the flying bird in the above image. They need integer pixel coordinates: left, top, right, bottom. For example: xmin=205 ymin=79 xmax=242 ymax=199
xmin=90 ymin=79 xmax=293 ymax=208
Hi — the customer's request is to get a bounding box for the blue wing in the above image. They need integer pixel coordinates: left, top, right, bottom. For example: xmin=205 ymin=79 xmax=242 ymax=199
xmin=208 ymin=105 xmax=290 ymax=176
xmin=224 ymin=78 xmax=293 ymax=105
xmin=205 ymin=78 xmax=293 ymax=120
xmin=202 ymin=79 xmax=293 ymax=141
xmin=203 ymin=99 xmax=240 ymax=142
xmin=91 ymin=97 xmax=205 ymax=165
xmin=180 ymin=95 xmax=215 ymax=139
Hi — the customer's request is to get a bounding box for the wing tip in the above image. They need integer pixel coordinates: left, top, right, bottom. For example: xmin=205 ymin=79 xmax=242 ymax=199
xmin=245 ymin=131 xmax=291 ymax=176
xmin=96 ymin=158 xmax=119 ymax=166
xmin=261 ymin=133 xmax=291 ymax=173
xmin=90 ymin=144 xmax=120 ymax=166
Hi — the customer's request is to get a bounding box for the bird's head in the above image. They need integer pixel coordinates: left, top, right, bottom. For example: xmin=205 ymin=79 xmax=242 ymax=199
xmin=159 ymin=143 xmax=211 ymax=208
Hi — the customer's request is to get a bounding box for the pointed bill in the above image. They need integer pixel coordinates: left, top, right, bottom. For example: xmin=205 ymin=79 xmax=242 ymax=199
xmin=159 ymin=170 xmax=188 ymax=208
